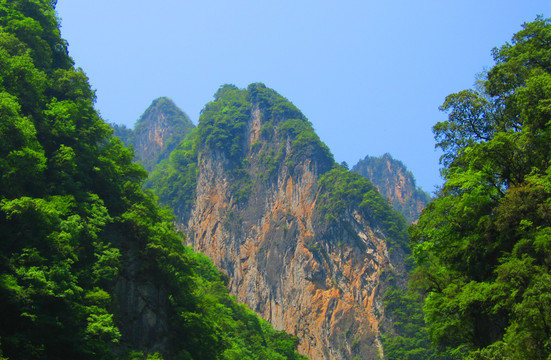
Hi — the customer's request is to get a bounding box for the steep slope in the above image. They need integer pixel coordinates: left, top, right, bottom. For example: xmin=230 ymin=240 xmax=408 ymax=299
xmin=149 ymin=84 xmax=410 ymax=359
xmin=352 ymin=154 xmax=431 ymax=223
xmin=113 ymin=97 xmax=194 ymax=172
xmin=0 ymin=2 xmax=304 ymax=359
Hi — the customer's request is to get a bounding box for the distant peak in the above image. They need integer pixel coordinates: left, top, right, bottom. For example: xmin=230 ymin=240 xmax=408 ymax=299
xmin=136 ymin=97 xmax=193 ymax=128
xmin=145 ymin=97 xmax=180 ymax=112
xmin=352 ymin=153 xmax=431 ymax=223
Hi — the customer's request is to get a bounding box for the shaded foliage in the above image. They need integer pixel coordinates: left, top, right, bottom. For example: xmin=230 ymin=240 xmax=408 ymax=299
xmin=381 ymin=283 xmax=444 ymax=360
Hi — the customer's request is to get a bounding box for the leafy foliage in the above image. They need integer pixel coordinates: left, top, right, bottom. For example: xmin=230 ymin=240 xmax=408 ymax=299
xmin=411 ymin=16 xmax=551 ymax=359
xmin=318 ymin=166 xmax=409 ymax=254
xmin=199 ymin=84 xmax=251 ymax=162
xmin=247 ymin=82 xmax=333 ymax=170
xmin=381 ymin=284 xmax=442 ymax=360
xmin=145 ymin=129 xmax=198 ymax=217
xmin=0 ymin=1 xmax=305 ymax=359
xmin=111 ymin=123 xmax=134 ymax=150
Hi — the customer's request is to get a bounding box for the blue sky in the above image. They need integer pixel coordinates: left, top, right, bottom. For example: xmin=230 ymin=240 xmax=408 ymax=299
xmin=55 ymin=1 xmax=550 ymax=193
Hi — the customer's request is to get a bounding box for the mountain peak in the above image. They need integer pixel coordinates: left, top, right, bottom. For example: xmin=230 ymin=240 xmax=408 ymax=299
xmin=135 ymin=96 xmax=192 ymax=129
xmin=113 ymin=97 xmax=195 ymax=172
xmin=146 ymin=83 xmax=409 ymax=359
xmin=352 ymin=154 xmax=431 ymax=222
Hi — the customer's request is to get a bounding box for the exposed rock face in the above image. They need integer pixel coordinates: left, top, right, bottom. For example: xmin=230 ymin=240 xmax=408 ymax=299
xmin=352 ymin=154 xmax=431 ymax=223
xmin=188 ymin=154 xmax=390 ymax=358
xmin=158 ymin=84 xmax=408 ymax=360
xmin=114 ymin=233 xmax=170 ymax=355
xmin=113 ymin=97 xmax=194 ymax=172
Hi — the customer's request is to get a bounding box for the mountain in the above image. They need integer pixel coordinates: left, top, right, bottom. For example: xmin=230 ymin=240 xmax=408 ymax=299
xmin=147 ymin=84 xmax=410 ymax=359
xmin=0 ymin=2 xmax=305 ymax=359
xmin=112 ymin=97 xmax=195 ymax=172
xmin=352 ymin=154 xmax=431 ymax=223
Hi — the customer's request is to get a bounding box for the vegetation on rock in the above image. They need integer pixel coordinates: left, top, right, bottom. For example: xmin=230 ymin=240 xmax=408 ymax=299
xmin=148 ymin=83 xmax=335 ymax=216
xmin=112 ymin=97 xmax=195 ymax=172
xmin=352 ymin=153 xmax=431 ymax=223
xmin=147 ymin=82 xmax=413 ymax=359
xmin=13 ymin=1 xmax=546 ymax=359
xmin=318 ymin=165 xmax=409 ymax=255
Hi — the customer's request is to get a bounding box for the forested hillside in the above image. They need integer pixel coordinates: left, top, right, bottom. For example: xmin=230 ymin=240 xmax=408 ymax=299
xmin=0 ymin=1 xmax=305 ymax=359
xmin=4 ymin=1 xmax=549 ymax=359
xmin=410 ymin=16 xmax=551 ymax=359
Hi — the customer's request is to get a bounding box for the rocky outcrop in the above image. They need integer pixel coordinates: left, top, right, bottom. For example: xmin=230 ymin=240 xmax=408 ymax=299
xmin=113 ymin=97 xmax=194 ymax=172
xmin=188 ymin=154 xmax=390 ymax=358
xmin=352 ymin=154 xmax=431 ymax=223
xmin=155 ymin=84 xmax=409 ymax=360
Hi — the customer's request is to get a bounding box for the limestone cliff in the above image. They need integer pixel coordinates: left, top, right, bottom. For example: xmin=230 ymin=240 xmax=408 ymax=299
xmin=149 ymin=84 xmax=409 ymax=360
xmin=113 ymin=97 xmax=194 ymax=172
xmin=352 ymin=154 xmax=431 ymax=223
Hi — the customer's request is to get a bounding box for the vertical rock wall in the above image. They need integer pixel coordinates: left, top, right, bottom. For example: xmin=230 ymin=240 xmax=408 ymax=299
xmin=183 ymin=105 xmax=405 ymax=360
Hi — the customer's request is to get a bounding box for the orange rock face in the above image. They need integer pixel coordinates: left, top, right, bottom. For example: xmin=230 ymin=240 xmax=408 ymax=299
xmin=134 ymin=110 xmax=172 ymax=169
xmin=179 ymin=106 xmax=405 ymax=360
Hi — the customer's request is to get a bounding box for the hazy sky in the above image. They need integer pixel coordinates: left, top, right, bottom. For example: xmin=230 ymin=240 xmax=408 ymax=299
xmin=55 ymin=1 xmax=550 ymax=193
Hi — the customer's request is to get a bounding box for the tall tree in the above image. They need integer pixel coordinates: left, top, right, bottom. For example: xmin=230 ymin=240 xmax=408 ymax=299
xmin=411 ymin=16 xmax=551 ymax=359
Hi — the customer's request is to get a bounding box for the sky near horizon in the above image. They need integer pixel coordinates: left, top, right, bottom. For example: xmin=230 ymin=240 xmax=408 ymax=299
xmin=55 ymin=1 xmax=550 ymax=193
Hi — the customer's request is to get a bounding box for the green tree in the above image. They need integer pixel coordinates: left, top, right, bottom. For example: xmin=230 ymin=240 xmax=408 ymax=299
xmin=411 ymin=16 xmax=551 ymax=359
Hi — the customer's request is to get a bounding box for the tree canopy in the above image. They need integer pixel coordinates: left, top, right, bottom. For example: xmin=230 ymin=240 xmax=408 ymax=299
xmin=411 ymin=16 xmax=551 ymax=359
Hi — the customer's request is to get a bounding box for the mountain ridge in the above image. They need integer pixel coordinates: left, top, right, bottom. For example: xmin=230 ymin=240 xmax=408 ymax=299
xmin=145 ymin=83 xmax=410 ymax=359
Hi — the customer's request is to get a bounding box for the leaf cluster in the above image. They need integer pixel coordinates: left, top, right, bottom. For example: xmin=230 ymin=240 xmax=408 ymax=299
xmin=411 ymin=16 xmax=551 ymax=359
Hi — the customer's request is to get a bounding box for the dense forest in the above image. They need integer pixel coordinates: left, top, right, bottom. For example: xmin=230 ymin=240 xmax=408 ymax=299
xmin=0 ymin=1 xmax=306 ymax=359
xmin=407 ymin=16 xmax=551 ymax=360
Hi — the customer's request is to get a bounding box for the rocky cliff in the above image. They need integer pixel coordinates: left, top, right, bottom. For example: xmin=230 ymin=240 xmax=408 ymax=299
xmin=113 ymin=97 xmax=194 ymax=172
xmin=148 ymin=84 xmax=409 ymax=360
xmin=352 ymin=154 xmax=431 ymax=223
